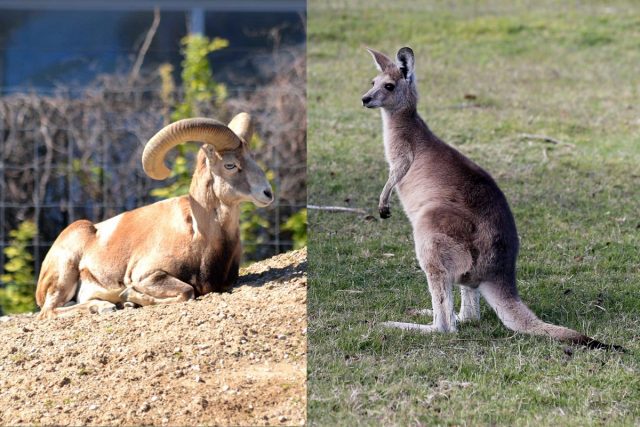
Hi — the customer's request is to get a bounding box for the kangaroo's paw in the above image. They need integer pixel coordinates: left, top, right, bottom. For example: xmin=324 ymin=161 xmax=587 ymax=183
xmin=379 ymin=206 xmax=391 ymax=219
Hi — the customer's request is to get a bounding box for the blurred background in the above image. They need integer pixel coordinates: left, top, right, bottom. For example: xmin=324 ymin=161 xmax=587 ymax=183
xmin=0 ymin=0 xmax=306 ymax=314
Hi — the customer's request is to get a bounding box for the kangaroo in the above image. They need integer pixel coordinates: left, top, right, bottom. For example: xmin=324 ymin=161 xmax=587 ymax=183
xmin=362 ymin=47 xmax=621 ymax=350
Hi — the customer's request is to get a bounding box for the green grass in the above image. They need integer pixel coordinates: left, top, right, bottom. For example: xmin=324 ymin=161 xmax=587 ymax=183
xmin=307 ymin=1 xmax=640 ymax=425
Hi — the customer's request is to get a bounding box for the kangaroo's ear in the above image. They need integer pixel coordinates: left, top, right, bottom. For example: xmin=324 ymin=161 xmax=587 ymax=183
xmin=396 ymin=47 xmax=415 ymax=81
xmin=366 ymin=48 xmax=394 ymax=72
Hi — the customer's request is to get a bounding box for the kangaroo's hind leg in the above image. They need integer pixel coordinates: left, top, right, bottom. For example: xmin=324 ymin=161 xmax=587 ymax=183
xmin=381 ymin=233 xmax=472 ymax=333
xmin=406 ymin=286 xmax=479 ymax=322
xmin=458 ymin=286 xmax=480 ymax=322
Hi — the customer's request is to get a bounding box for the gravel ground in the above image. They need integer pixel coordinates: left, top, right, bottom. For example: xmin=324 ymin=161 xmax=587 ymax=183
xmin=0 ymin=248 xmax=307 ymax=426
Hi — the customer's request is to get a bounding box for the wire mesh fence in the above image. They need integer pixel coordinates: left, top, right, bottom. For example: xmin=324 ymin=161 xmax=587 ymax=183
xmin=0 ymin=49 xmax=306 ymax=314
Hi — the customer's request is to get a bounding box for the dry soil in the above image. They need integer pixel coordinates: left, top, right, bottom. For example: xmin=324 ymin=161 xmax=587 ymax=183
xmin=0 ymin=248 xmax=307 ymax=426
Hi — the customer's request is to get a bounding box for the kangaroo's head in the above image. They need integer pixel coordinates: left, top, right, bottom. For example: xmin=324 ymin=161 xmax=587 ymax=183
xmin=362 ymin=47 xmax=417 ymax=111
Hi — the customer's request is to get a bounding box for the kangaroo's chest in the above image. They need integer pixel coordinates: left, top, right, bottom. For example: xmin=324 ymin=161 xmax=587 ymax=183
xmin=381 ymin=112 xmax=398 ymax=164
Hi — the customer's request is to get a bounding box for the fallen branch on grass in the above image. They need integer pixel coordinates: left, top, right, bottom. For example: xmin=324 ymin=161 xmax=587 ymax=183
xmin=308 ymin=204 xmax=369 ymax=215
xmin=519 ymin=133 xmax=576 ymax=148
xmin=449 ymin=335 xmax=519 ymax=343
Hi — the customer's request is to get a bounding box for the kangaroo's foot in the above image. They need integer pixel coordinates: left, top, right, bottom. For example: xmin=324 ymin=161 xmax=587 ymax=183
xmin=406 ymin=308 xmax=434 ymax=317
xmin=379 ymin=321 xmax=455 ymax=333
xmin=407 ymin=308 xmax=473 ymax=324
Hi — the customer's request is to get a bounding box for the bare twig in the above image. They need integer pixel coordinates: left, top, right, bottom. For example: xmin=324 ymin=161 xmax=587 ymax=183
xmin=308 ymin=205 xmax=368 ymax=215
xmin=129 ymin=8 xmax=161 ymax=84
xmin=38 ymin=123 xmax=54 ymax=201
xmin=519 ymin=133 xmax=576 ymax=148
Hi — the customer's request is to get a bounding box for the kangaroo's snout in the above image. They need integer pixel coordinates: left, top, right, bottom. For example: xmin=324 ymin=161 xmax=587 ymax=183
xmin=362 ymin=95 xmax=373 ymax=107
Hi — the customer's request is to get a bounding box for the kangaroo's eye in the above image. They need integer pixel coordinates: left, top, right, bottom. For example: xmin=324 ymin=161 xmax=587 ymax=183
xmin=384 ymin=83 xmax=395 ymax=91
xmin=224 ymin=164 xmax=236 ymax=170
xmin=371 ymin=80 xmax=375 ymax=86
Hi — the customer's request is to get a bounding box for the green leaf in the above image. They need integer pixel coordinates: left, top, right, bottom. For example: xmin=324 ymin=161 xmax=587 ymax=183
xmin=1 ymin=220 xmax=37 ymax=313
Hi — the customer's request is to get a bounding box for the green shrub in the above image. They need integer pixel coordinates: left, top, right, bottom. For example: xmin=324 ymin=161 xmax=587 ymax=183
xmin=171 ymin=35 xmax=228 ymax=120
xmin=282 ymin=208 xmax=307 ymax=249
xmin=151 ymin=34 xmax=229 ymax=199
xmin=0 ymin=220 xmax=37 ymax=314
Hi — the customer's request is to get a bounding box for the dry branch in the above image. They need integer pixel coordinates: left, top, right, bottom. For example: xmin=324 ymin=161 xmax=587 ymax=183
xmin=308 ymin=205 xmax=369 ymax=215
xmin=129 ymin=8 xmax=161 ymax=84
xmin=519 ymin=133 xmax=576 ymax=148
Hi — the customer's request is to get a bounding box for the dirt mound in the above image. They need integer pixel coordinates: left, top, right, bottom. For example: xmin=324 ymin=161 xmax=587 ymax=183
xmin=0 ymin=248 xmax=307 ymax=426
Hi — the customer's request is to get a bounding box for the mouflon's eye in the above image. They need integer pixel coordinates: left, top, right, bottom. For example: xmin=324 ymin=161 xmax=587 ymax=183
xmin=224 ymin=164 xmax=236 ymax=170
xmin=384 ymin=83 xmax=395 ymax=91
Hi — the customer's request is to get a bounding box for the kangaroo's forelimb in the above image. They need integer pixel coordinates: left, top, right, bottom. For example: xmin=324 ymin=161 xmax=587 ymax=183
xmin=379 ymin=153 xmax=412 ymax=219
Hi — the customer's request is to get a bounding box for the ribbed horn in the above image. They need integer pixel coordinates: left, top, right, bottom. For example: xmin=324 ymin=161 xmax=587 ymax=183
xmin=227 ymin=112 xmax=253 ymax=143
xmin=142 ymin=118 xmax=241 ymax=180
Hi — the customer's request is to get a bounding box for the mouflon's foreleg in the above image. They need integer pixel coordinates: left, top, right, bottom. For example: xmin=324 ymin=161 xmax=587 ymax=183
xmin=119 ymin=271 xmax=195 ymax=306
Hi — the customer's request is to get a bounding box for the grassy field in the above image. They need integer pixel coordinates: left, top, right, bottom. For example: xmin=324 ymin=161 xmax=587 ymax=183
xmin=307 ymin=1 xmax=640 ymax=425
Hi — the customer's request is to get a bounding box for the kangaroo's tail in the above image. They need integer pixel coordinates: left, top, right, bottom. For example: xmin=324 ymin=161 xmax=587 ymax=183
xmin=479 ymin=281 xmax=624 ymax=352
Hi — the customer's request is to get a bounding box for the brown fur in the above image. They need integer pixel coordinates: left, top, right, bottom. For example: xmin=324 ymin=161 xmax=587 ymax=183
xmin=35 ymin=115 xmax=272 ymax=319
xmin=363 ymin=47 xmax=621 ymax=350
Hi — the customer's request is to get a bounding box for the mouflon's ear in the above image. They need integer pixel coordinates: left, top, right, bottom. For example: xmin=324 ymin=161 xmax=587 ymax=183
xmin=366 ymin=48 xmax=394 ymax=72
xmin=396 ymin=47 xmax=415 ymax=81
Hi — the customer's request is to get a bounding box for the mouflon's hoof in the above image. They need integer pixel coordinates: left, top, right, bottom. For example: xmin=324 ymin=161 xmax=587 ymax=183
xmin=119 ymin=287 xmax=132 ymax=300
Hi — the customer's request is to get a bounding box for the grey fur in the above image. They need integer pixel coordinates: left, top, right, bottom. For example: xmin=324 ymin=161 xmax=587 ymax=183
xmin=362 ymin=47 xmax=621 ymax=350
